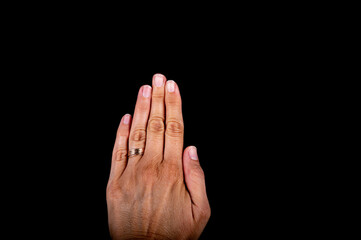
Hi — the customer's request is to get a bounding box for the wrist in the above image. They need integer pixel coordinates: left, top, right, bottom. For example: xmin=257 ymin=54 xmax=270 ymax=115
xmin=113 ymin=233 xmax=173 ymax=240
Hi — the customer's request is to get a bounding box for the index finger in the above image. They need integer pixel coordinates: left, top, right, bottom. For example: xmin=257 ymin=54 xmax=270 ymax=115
xmin=164 ymin=80 xmax=184 ymax=165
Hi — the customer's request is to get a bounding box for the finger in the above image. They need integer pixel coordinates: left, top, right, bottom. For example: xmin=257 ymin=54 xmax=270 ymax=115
xmin=145 ymin=74 xmax=166 ymax=159
xmin=128 ymin=85 xmax=152 ymax=162
xmin=164 ymin=80 xmax=184 ymax=165
xmin=183 ymin=146 xmax=211 ymax=222
xmin=109 ymin=114 xmax=131 ymax=181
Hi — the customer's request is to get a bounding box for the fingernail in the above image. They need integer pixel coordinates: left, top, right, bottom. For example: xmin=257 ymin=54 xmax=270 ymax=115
xmin=167 ymin=80 xmax=175 ymax=93
xmin=143 ymin=85 xmax=152 ymax=98
xmin=154 ymin=75 xmax=164 ymax=87
xmin=123 ymin=114 xmax=131 ymax=125
xmin=189 ymin=146 xmax=198 ymax=160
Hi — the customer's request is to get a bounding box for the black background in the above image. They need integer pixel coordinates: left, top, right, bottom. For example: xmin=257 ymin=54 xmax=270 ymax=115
xmin=12 ymin=47 xmax=306 ymax=239
xmin=4 ymin=9 xmax=315 ymax=238
xmin=29 ymin=61 xmax=302 ymax=239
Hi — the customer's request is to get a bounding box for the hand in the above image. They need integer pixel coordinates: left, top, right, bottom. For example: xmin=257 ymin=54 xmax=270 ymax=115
xmin=106 ymin=74 xmax=210 ymax=240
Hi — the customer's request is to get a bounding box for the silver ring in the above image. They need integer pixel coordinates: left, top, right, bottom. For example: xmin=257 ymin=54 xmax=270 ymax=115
xmin=128 ymin=148 xmax=144 ymax=158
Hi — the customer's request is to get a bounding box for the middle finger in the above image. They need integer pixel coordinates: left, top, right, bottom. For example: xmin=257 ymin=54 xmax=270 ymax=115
xmin=144 ymin=74 xmax=166 ymax=159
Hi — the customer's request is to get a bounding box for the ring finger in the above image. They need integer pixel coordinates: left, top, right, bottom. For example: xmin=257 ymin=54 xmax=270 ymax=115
xmin=128 ymin=85 xmax=152 ymax=162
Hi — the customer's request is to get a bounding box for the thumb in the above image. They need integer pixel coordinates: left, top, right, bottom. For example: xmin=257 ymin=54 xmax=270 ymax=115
xmin=183 ymin=146 xmax=211 ymax=221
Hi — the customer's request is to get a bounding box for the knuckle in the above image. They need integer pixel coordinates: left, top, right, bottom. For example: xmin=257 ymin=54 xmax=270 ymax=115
xmin=139 ymin=163 xmax=159 ymax=180
xmin=166 ymin=96 xmax=182 ymax=105
xmin=131 ymin=128 xmax=146 ymax=142
xmin=106 ymin=182 xmax=121 ymax=200
xmin=113 ymin=148 xmax=128 ymax=161
xmin=162 ymin=163 xmax=183 ymax=181
xmin=107 ymin=181 xmax=133 ymax=201
xmin=190 ymin=166 xmax=205 ymax=179
xmin=152 ymin=94 xmax=164 ymax=100
xmin=148 ymin=118 xmax=165 ymax=133
xmin=199 ymin=204 xmax=211 ymax=220
xmin=166 ymin=120 xmax=184 ymax=137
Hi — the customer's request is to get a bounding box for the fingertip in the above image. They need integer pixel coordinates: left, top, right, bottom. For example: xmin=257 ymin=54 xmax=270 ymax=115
xmin=122 ymin=114 xmax=131 ymax=125
xmin=166 ymin=80 xmax=182 ymax=99
xmin=142 ymin=85 xmax=152 ymax=98
xmin=154 ymin=73 xmax=166 ymax=79
xmin=183 ymin=146 xmax=199 ymax=164
xmin=166 ymin=80 xmax=176 ymax=93
xmin=118 ymin=114 xmax=131 ymax=136
xmin=165 ymin=80 xmax=182 ymax=105
xmin=189 ymin=146 xmax=198 ymax=160
xmin=153 ymin=73 xmax=167 ymax=88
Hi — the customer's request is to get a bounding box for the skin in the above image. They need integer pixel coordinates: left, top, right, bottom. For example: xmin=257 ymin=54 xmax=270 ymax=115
xmin=106 ymin=74 xmax=211 ymax=240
